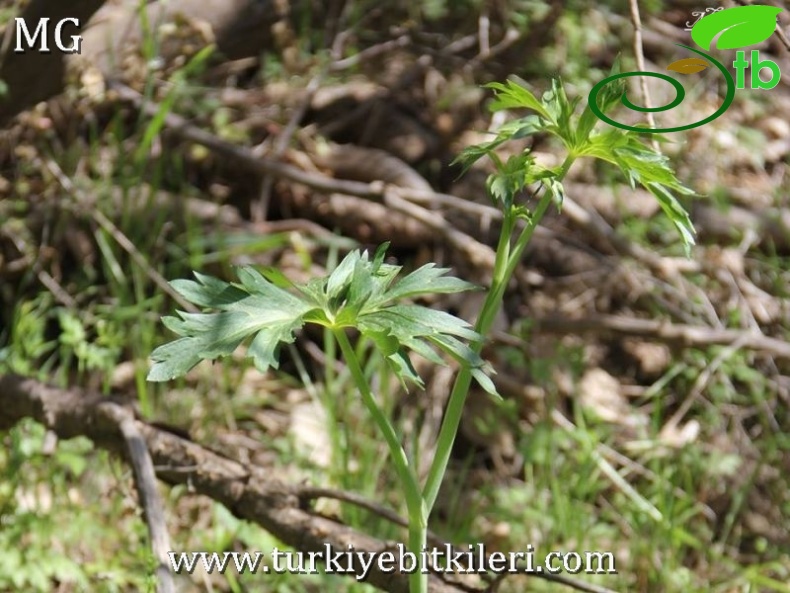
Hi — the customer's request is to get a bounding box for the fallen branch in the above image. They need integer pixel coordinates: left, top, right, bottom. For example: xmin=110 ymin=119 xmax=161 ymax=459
xmin=102 ymin=404 xmax=175 ymax=593
xmin=0 ymin=374 xmax=467 ymax=593
xmin=0 ymin=373 xmax=619 ymax=593
xmin=524 ymin=314 xmax=790 ymax=361
xmin=107 ymin=82 xmax=712 ymax=289
xmin=108 ymin=82 xmax=497 ymax=273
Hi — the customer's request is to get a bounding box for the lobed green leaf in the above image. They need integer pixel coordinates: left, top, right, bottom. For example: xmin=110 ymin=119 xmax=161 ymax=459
xmin=485 ymin=80 xmax=553 ymax=121
xmin=381 ymin=264 xmax=477 ymax=304
xmin=149 ymin=246 xmax=495 ymax=392
xmin=170 ymin=273 xmax=246 ymax=308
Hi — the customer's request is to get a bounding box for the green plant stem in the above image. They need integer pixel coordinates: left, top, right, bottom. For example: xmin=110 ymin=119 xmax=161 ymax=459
xmin=333 ymin=329 xmax=428 ymax=593
xmin=422 ymin=155 xmax=576 ymax=512
xmin=322 ymin=328 xmax=349 ymax=489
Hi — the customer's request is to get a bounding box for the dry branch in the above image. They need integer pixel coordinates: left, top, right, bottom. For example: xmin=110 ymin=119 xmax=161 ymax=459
xmin=109 ymin=82 xmax=498 ymax=274
xmin=0 ymin=373 xmax=618 ymax=593
xmin=527 ymin=314 xmax=790 ymax=361
xmin=0 ymin=374 xmax=475 ymax=593
xmin=103 ymin=404 xmax=175 ymax=593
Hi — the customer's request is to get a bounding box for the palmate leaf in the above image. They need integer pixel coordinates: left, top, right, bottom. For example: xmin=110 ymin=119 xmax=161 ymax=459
xmin=485 ymin=80 xmax=552 ymax=121
xmin=149 ymin=247 xmax=497 ymax=395
xmin=377 ymin=263 xmax=478 ymax=305
xmin=578 ymin=130 xmax=696 ymax=255
xmin=147 ymin=271 xmax=317 ymax=381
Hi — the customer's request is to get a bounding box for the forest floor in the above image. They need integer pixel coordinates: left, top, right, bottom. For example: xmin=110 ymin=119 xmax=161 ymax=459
xmin=0 ymin=2 xmax=789 ymax=592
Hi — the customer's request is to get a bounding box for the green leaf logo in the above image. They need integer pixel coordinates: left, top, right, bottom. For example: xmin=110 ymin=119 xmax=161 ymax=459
xmin=691 ymin=5 xmax=783 ymax=50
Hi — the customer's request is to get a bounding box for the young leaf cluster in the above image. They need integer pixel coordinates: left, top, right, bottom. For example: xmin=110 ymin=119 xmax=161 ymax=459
xmin=147 ymin=245 xmax=496 ymax=394
xmin=455 ymin=77 xmax=696 ymax=254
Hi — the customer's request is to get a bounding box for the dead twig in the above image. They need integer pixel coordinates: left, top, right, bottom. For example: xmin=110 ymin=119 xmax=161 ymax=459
xmin=383 ymin=189 xmax=496 ymax=273
xmin=103 ymin=404 xmax=175 ymax=593
xmin=299 ymin=486 xmax=448 ymax=547
xmin=518 ymin=314 xmax=790 ymax=360
xmin=627 ymin=0 xmax=658 ymax=147
xmin=108 ymin=82 xmax=497 ymax=273
xmin=252 ymin=73 xmax=325 ymax=222
xmin=561 ymin=194 xmax=699 ymax=277
xmin=330 ymin=35 xmax=411 ymax=71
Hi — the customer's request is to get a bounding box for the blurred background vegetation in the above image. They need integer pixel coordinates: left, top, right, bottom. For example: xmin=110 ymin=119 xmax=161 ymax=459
xmin=0 ymin=0 xmax=788 ymax=591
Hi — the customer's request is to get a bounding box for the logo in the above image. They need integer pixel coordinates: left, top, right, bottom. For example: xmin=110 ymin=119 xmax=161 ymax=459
xmin=589 ymin=5 xmax=784 ymax=133
xmin=13 ymin=18 xmax=83 ymax=54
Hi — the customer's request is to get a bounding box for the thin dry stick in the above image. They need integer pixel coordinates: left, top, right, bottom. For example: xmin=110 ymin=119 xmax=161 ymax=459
xmin=91 ymin=209 xmax=197 ymax=312
xmin=103 ymin=404 xmax=175 ymax=593
xmin=2 ymin=197 xmax=82 ymax=310
xmin=36 ymin=270 xmax=79 ymax=309
xmin=469 ymin=28 xmax=521 ymax=69
xmin=383 ymin=188 xmax=496 ymax=271
xmin=330 ymin=35 xmax=410 ymax=71
xmin=298 ymin=487 xmax=447 ymax=547
xmin=252 ymin=73 xmax=325 ymax=222
xmin=486 ymin=569 xmax=621 ymax=593
xmin=551 ymin=410 xmax=663 ymax=522
xmin=528 ymin=573 xmax=621 ymax=593
xmin=522 ymin=314 xmax=790 ymax=360
xmin=596 ymin=439 xmax=716 ymax=520
xmin=664 ymin=333 xmax=751 ymax=432
xmin=628 ymin=0 xmax=659 ymax=149
xmin=478 ymin=11 xmax=491 ymax=57
xmin=731 ymin=274 xmax=782 ymax=431
xmin=775 ymin=22 xmax=790 ymax=52
xmin=560 ymin=195 xmax=699 ymax=275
